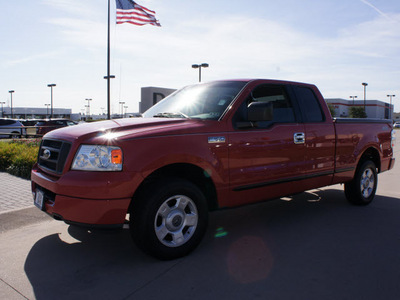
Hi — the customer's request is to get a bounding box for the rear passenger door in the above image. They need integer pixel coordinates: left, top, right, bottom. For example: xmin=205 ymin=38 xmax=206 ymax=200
xmin=292 ymin=85 xmax=335 ymax=188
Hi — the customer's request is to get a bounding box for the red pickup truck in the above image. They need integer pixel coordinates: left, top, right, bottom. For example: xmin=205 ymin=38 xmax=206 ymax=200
xmin=31 ymin=79 xmax=395 ymax=259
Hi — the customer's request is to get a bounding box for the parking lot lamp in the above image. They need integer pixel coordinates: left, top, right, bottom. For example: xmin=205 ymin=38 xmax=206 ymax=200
xmin=362 ymin=82 xmax=368 ymax=112
xmin=192 ymin=63 xmax=209 ymax=82
xmin=350 ymin=95 xmax=357 ymax=105
xmin=47 ymin=84 xmax=56 ymax=118
xmin=45 ymin=104 xmax=50 ymax=118
xmin=119 ymin=101 xmax=125 ymax=118
xmin=86 ymin=98 xmax=92 ymax=119
xmin=387 ymin=95 xmax=395 ymax=120
xmin=8 ymin=90 xmax=14 ymax=118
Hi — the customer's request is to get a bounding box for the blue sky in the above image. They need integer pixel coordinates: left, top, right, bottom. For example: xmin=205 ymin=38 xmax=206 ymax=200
xmin=1 ymin=0 xmax=399 ymax=115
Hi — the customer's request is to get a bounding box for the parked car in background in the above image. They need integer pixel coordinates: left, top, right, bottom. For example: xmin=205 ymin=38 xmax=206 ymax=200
xmin=35 ymin=119 xmax=77 ymax=136
xmin=20 ymin=120 xmax=39 ymax=127
xmin=21 ymin=119 xmax=44 ymax=137
xmin=0 ymin=119 xmax=25 ymax=138
xmin=394 ymin=122 xmax=400 ymax=128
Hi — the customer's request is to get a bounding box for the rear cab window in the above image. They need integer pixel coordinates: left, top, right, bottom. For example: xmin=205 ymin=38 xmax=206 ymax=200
xmin=292 ymin=86 xmax=325 ymax=122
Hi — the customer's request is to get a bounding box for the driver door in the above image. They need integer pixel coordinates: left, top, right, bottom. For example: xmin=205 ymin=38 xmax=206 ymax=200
xmin=228 ymin=84 xmax=306 ymax=206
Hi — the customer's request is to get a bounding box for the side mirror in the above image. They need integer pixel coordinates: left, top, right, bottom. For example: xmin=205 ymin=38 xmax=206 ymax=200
xmin=248 ymin=102 xmax=273 ymax=122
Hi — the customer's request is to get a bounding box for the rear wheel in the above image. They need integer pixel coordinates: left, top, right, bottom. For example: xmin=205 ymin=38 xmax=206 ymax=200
xmin=129 ymin=178 xmax=208 ymax=260
xmin=344 ymin=160 xmax=377 ymax=205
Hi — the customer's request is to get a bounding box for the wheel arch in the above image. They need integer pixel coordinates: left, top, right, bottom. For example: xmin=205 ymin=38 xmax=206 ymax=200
xmin=129 ymin=163 xmax=219 ymax=213
xmin=358 ymin=146 xmax=381 ymax=172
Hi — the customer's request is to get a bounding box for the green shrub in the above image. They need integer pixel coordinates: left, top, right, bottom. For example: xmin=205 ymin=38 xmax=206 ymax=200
xmin=0 ymin=139 xmax=39 ymax=179
xmin=11 ymin=138 xmax=41 ymax=147
xmin=349 ymin=106 xmax=367 ymax=118
xmin=0 ymin=143 xmax=19 ymax=170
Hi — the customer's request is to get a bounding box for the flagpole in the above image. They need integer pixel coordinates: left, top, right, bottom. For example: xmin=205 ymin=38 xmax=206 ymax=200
xmin=104 ymin=0 xmax=115 ymax=120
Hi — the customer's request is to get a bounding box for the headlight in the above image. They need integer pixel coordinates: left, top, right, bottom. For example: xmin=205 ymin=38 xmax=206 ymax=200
xmin=71 ymin=145 xmax=123 ymax=171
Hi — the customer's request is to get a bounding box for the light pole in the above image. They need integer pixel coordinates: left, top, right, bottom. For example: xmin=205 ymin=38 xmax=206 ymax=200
xmin=8 ymin=90 xmax=14 ymax=118
xmin=45 ymin=104 xmax=50 ymax=118
xmin=362 ymin=82 xmax=368 ymax=112
xmin=387 ymin=94 xmax=395 ymax=120
xmin=85 ymin=105 xmax=90 ymax=119
xmin=85 ymin=98 xmax=92 ymax=119
xmin=104 ymin=75 xmax=116 ymax=120
xmin=0 ymin=101 xmax=5 ymax=118
xmin=119 ymin=101 xmax=125 ymax=118
xmin=124 ymin=105 xmax=128 ymax=118
xmin=47 ymin=84 xmax=56 ymax=118
xmin=192 ymin=63 xmax=209 ymax=82
xmin=350 ymin=95 xmax=357 ymax=105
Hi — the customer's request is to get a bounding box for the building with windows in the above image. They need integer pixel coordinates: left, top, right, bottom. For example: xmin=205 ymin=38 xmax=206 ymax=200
xmin=1 ymin=107 xmax=72 ymax=119
xmin=393 ymin=112 xmax=400 ymax=123
xmin=139 ymin=87 xmax=177 ymax=113
xmin=325 ymin=98 xmax=393 ymax=119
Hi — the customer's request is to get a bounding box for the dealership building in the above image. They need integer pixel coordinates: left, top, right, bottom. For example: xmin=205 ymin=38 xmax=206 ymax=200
xmin=139 ymin=86 xmax=177 ymax=113
xmin=325 ymin=98 xmax=393 ymax=119
xmin=1 ymin=107 xmax=72 ymax=119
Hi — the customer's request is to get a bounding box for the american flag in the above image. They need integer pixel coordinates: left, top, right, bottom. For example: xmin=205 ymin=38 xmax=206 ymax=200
xmin=116 ymin=0 xmax=161 ymax=27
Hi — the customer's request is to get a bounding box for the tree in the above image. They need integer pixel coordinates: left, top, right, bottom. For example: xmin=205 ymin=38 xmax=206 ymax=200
xmin=349 ymin=106 xmax=367 ymax=118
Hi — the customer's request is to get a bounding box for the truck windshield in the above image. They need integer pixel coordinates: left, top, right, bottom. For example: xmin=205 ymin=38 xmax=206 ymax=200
xmin=143 ymin=81 xmax=247 ymax=120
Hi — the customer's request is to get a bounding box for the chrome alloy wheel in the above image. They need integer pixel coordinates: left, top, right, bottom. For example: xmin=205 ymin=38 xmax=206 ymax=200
xmin=154 ymin=195 xmax=198 ymax=247
xmin=360 ymin=167 xmax=375 ymax=198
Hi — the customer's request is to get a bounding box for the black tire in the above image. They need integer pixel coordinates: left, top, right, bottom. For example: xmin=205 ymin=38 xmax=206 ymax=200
xmin=344 ymin=160 xmax=377 ymax=206
xmin=10 ymin=132 xmax=21 ymax=139
xmin=129 ymin=178 xmax=208 ymax=260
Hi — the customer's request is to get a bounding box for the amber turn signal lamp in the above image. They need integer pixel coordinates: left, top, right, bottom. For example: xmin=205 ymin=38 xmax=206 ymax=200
xmin=111 ymin=149 xmax=123 ymax=164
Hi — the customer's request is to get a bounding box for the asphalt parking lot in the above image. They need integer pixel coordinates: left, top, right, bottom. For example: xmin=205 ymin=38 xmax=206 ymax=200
xmin=1 ymin=138 xmax=399 ymax=300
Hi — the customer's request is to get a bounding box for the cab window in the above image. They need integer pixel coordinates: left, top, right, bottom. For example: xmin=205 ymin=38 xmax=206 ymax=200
xmin=234 ymin=84 xmax=296 ymax=129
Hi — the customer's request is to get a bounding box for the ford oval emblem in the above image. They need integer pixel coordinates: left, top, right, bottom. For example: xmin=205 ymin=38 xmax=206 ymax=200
xmin=43 ymin=149 xmax=51 ymax=160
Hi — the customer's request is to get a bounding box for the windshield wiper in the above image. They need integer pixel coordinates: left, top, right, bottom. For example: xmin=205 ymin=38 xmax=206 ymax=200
xmin=153 ymin=112 xmax=190 ymax=119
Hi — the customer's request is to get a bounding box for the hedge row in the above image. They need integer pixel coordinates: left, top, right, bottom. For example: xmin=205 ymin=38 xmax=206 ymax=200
xmin=0 ymin=139 xmax=40 ymax=179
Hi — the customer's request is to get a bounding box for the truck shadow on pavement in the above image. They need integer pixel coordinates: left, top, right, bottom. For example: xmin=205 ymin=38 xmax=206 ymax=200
xmin=24 ymin=188 xmax=400 ymax=300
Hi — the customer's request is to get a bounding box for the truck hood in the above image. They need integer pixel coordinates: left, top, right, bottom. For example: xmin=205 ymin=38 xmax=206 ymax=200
xmin=44 ymin=118 xmax=220 ymax=144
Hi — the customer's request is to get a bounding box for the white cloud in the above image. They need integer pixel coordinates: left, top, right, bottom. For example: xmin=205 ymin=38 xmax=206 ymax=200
xmin=41 ymin=0 xmax=100 ymax=18
xmin=4 ymin=51 xmax=62 ymax=67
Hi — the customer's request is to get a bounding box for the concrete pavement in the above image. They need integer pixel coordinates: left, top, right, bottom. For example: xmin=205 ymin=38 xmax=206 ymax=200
xmin=0 ymin=172 xmax=51 ymax=234
xmin=0 ymin=172 xmax=33 ymax=213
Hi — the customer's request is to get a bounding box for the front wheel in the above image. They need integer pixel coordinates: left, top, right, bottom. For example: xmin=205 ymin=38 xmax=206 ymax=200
xmin=344 ymin=160 xmax=377 ymax=205
xmin=129 ymin=178 xmax=208 ymax=260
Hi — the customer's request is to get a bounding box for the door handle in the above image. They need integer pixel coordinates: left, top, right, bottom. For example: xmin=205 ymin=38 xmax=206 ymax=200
xmin=294 ymin=132 xmax=305 ymax=144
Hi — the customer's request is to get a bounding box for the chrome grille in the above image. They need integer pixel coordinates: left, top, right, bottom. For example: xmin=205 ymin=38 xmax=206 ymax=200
xmin=38 ymin=139 xmax=71 ymax=174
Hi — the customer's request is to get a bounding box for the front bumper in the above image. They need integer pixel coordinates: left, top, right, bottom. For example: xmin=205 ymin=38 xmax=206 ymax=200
xmin=31 ymin=166 xmax=137 ymax=227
